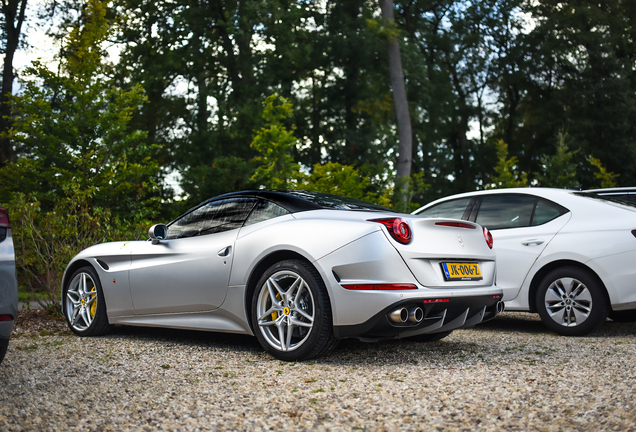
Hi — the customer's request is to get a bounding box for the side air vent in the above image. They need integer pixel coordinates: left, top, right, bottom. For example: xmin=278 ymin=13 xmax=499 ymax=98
xmin=96 ymin=259 xmax=110 ymax=271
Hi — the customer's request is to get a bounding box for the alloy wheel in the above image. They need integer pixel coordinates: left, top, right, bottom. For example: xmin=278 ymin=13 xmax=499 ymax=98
xmin=65 ymin=272 xmax=98 ymax=332
xmin=544 ymin=277 xmax=592 ymax=327
xmin=256 ymin=270 xmax=315 ymax=352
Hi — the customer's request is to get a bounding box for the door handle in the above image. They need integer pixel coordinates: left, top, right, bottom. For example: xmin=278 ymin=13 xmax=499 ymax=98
xmin=218 ymin=246 xmax=232 ymax=257
xmin=521 ymin=239 xmax=545 ymax=246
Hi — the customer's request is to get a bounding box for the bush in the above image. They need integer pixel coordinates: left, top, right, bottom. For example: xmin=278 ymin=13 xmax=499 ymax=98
xmin=10 ymin=184 xmax=150 ymax=310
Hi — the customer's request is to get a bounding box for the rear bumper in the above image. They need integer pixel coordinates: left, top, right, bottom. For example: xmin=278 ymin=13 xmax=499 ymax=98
xmin=333 ymin=293 xmax=503 ymax=340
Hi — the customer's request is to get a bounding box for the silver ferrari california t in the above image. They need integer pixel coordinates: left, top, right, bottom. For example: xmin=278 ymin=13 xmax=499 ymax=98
xmin=62 ymin=190 xmax=504 ymax=361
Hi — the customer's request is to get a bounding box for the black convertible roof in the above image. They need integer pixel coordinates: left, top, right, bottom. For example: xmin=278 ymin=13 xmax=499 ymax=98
xmin=208 ymin=190 xmax=393 ymax=213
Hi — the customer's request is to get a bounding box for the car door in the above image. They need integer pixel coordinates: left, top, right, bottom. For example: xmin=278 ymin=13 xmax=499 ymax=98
xmin=472 ymin=194 xmax=571 ymax=301
xmin=129 ymin=198 xmax=258 ymax=315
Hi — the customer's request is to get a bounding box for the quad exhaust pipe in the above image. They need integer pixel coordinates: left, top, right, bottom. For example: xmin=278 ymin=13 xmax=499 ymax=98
xmin=389 ymin=301 xmax=503 ymax=325
xmin=389 ymin=306 xmax=424 ymax=324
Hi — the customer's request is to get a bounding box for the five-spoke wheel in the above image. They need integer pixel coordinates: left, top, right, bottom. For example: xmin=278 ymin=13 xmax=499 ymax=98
xmin=252 ymin=260 xmax=337 ymax=361
xmin=63 ymin=266 xmax=111 ymax=336
xmin=536 ymin=267 xmax=608 ymax=336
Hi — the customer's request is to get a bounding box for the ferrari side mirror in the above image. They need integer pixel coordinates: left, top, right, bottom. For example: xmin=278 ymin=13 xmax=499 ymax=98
xmin=148 ymin=224 xmax=168 ymax=244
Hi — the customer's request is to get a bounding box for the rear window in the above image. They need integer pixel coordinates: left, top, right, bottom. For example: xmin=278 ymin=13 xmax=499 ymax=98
xmin=575 ymin=192 xmax=636 ymax=209
xmin=416 ymin=197 xmax=472 ymax=219
xmin=287 ymin=190 xmax=394 ymax=212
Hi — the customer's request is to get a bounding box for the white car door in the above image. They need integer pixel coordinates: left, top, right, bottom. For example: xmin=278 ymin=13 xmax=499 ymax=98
xmin=474 ymin=194 xmax=571 ymax=301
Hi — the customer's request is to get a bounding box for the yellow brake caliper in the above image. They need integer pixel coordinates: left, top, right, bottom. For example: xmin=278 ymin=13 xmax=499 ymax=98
xmin=89 ymin=287 xmax=97 ymax=318
xmin=271 ymin=293 xmax=281 ymax=323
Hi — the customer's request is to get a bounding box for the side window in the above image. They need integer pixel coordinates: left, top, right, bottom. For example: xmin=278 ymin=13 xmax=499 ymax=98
xmin=244 ymin=199 xmax=290 ymax=226
xmin=475 ymin=195 xmax=536 ymax=230
xmin=166 ymin=198 xmax=258 ymax=239
xmin=532 ymin=199 xmax=568 ymax=226
xmin=417 ymin=198 xmax=472 ymax=219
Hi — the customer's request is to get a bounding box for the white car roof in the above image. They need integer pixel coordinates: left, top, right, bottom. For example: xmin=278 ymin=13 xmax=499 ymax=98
xmin=415 ymin=187 xmax=636 ymax=217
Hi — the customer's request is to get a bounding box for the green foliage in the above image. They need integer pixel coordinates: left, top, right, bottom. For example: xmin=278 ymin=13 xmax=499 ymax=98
xmin=0 ymin=0 xmax=161 ymax=219
xmin=302 ymin=162 xmax=369 ymax=198
xmin=180 ymin=156 xmax=258 ymax=210
xmin=301 ymin=162 xmax=394 ymax=207
xmin=102 ymin=0 xmax=636 ymax=200
xmin=0 ymin=0 xmax=161 ymax=305
xmin=251 ymin=94 xmax=304 ymax=189
xmin=535 ymin=132 xmax=579 ymax=188
xmin=588 ymin=157 xmax=619 ymax=188
xmin=250 ymin=94 xmax=420 ymax=211
xmin=2 ymin=7 xmax=160 ymax=216
xmin=10 ymin=185 xmax=148 ymax=309
xmin=488 ymin=140 xmax=528 ymax=189
xmin=404 ymin=171 xmax=430 ymax=213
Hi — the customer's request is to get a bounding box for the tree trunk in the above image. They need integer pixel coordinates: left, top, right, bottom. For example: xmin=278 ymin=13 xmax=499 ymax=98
xmin=0 ymin=0 xmax=28 ymax=168
xmin=379 ymin=0 xmax=412 ymax=206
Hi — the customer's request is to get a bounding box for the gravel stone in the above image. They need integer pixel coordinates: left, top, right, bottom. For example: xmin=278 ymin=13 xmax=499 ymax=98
xmin=1 ymin=311 xmax=635 ymax=431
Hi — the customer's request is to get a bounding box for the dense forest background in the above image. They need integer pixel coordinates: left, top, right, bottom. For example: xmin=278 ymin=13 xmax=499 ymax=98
xmin=0 ymin=0 xmax=635 ymax=302
xmin=3 ymin=0 xmax=636 ymax=210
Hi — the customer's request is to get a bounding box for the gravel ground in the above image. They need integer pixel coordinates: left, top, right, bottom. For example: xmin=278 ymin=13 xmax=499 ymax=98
xmin=1 ymin=311 xmax=635 ymax=431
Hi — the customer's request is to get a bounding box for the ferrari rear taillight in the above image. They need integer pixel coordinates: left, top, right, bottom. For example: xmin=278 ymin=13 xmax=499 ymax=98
xmin=370 ymin=218 xmax=412 ymax=244
xmin=483 ymin=227 xmax=493 ymax=249
xmin=342 ymin=283 xmax=417 ymax=290
xmin=435 ymin=221 xmax=476 ymax=229
xmin=0 ymin=207 xmax=9 ymax=229
xmin=0 ymin=314 xmax=13 ymax=322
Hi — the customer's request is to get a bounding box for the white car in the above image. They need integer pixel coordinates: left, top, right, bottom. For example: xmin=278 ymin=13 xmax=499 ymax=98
xmin=414 ymin=188 xmax=636 ymax=336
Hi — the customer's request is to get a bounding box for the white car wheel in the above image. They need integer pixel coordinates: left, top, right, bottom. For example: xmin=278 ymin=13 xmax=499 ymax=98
xmin=536 ymin=267 xmax=608 ymax=336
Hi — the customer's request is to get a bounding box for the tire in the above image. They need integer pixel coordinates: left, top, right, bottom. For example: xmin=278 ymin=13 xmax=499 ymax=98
xmin=251 ymin=259 xmax=338 ymax=361
xmin=536 ymin=266 xmax=608 ymax=336
xmin=63 ymin=266 xmax=112 ymax=336
xmin=406 ymin=331 xmax=453 ymax=343
xmin=609 ymin=310 xmax=636 ymax=323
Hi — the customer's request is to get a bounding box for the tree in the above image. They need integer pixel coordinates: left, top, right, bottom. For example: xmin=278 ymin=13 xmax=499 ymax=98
xmin=588 ymin=157 xmax=619 ymax=189
xmin=0 ymin=0 xmax=162 ymax=305
xmin=379 ymin=0 xmax=412 ymax=205
xmin=0 ymin=0 xmax=161 ymax=218
xmin=488 ymin=140 xmax=527 ymax=189
xmin=251 ymin=94 xmax=303 ymax=189
xmin=535 ymin=132 xmax=579 ymax=189
xmin=0 ymin=0 xmax=28 ymax=167
xmin=500 ymin=0 xmax=636 ymax=187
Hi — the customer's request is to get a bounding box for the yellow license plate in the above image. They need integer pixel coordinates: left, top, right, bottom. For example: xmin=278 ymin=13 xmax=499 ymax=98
xmin=441 ymin=262 xmax=482 ymax=281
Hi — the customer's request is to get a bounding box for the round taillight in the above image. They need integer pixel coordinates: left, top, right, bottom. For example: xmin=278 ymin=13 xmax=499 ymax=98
xmin=393 ymin=219 xmax=412 ymax=243
xmin=370 ymin=218 xmax=412 ymax=244
xmin=483 ymin=227 xmax=493 ymax=249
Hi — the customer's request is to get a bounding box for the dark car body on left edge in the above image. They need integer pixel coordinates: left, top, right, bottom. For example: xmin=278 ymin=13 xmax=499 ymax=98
xmin=0 ymin=206 xmax=18 ymax=364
